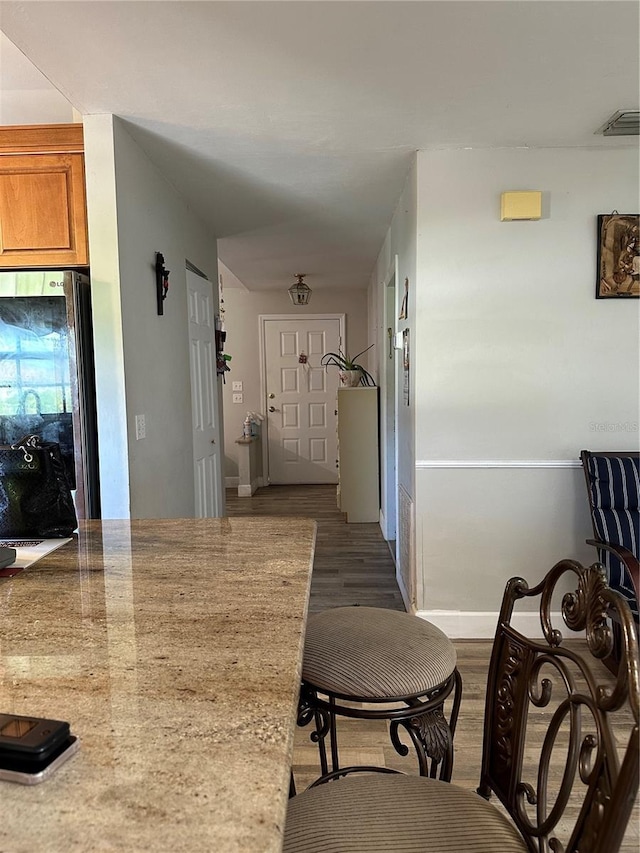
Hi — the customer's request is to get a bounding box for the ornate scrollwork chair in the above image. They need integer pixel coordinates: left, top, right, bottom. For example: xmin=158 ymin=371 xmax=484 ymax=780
xmin=285 ymin=560 xmax=639 ymax=853
xmin=297 ymin=607 xmax=462 ymax=784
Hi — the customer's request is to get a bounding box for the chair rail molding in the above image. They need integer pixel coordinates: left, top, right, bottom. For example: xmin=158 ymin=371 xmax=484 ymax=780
xmin=416 ymin=459 xmax=581 ymax=469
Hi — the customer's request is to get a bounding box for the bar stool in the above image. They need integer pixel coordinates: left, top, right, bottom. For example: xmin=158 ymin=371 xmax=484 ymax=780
xmin=297 ymin=606 xmax=462 ymax=783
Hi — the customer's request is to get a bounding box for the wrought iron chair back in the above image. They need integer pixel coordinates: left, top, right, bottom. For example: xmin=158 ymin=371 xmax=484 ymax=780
xmin=478 ymin=559 xmax=639 ymax=853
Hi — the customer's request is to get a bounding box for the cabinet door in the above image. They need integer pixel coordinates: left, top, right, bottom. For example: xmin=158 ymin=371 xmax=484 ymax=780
xmin=0 ymin=152 xmax=88 ymax=267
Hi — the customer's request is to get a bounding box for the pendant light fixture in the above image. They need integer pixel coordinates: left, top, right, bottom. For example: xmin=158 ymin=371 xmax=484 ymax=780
xmin=288 ymin=273 xmax=312 ymax=305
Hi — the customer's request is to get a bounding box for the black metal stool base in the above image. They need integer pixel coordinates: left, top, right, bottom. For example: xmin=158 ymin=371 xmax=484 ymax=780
xmin=297 ymin=668 xmax=462 ymax=786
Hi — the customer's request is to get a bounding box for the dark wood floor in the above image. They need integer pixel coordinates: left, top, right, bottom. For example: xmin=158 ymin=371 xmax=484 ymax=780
xmin=226 ymin=484 xmax=405 ymax=613
xmin=226 ymin=485 xmax=638 ymax=851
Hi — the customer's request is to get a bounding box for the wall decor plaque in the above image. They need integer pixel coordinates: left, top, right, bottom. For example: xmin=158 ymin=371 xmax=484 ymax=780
xmin=596 ymin=213 xmax=639 ymax=298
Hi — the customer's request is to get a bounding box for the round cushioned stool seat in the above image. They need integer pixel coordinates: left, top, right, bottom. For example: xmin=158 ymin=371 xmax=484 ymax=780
xmin=303 ymin=606 xmax=456 ymax=700
xmin=284 ymin=774 xmax=528 ymax=853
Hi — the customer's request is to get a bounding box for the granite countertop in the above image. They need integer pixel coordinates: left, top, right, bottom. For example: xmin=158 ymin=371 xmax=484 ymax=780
xmin=0 ymin=517 xmax=316 ymax=852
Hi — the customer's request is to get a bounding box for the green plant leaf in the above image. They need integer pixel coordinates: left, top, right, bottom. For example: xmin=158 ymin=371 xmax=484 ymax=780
xmin=320 ymin=344 xmax=376 ymax=385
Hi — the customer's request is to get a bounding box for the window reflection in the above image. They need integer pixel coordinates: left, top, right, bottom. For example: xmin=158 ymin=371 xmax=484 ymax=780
xmin=0 ymin=289 xmax=75 ymax=487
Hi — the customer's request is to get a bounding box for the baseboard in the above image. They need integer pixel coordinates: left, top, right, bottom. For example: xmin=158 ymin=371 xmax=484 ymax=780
xmin=396 ymin=572 xmax=412 ymax=612
xmin=416 ymin=459 xmax=581 ymax=469
xmin=416 ymin=609 xmax=568 ymax=639
xmin=237 ymin=477 xmax=263 ymax=498
xmin=225 ymin=476 xmax=240 ymax=488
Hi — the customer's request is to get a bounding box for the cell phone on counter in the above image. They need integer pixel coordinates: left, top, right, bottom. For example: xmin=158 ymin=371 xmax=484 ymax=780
xmin=0 ymin=713 xmax=79 ymax=785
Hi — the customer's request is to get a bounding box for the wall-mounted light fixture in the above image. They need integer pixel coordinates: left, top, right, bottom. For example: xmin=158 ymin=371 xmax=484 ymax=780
xmin=500 ymin=191 xmax=542 ymax=221
xmin=288 ymin=273 xmax=312 ymax=305
xmin=155 ymin=252 xmax=170 ymax=315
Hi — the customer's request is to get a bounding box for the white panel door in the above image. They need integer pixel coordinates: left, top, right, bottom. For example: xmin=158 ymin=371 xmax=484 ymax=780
xmin=264 ymin=318 xmax=341 ymax=484
xmin=187 ymin=269 xmax=223 ymax=516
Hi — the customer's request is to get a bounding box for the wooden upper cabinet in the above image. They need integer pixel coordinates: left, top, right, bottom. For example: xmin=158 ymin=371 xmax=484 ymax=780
xmin=0 ymin=124 xmax=88 ymax=268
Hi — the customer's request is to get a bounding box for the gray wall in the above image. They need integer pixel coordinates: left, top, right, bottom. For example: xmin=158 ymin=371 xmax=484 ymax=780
xmin=84 ymin=114 xmax=220 ymax=518
xmin=370 ymin=145 xmax=639 ymax=631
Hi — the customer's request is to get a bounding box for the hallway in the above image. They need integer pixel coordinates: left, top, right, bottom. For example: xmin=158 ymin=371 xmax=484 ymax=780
xmin=225 ymin=484 xmax=405 ymax=613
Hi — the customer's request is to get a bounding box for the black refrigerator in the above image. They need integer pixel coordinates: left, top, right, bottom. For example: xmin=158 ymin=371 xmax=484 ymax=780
xmin=0 ymin=270 xmax=100 ymax=519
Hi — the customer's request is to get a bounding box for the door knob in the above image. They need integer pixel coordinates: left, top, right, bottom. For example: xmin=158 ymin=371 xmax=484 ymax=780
xmin=269 ymin=406 xmax=276 ymax=412
xmin=268 ymin=393 xmax=275 ymax=399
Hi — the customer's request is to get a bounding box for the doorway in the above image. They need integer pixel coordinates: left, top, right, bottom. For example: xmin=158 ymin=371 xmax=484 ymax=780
xmin=259 ymin=314 xmax=344 ymax=484
xmin=380 ymin=256 xmax=399 ymax=555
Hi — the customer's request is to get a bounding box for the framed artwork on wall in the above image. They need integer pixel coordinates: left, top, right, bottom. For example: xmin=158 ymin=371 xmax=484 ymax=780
xmin=596 ymin=213 xmax=639 ymax=298
xmin=399 ymin=277 xmax=409 ymax=320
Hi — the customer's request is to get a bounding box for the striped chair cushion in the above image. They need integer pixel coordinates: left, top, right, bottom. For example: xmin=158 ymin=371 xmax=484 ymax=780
xmin=585 ymin=455 xmax=639 ymax=616
xmin=586 ymin=455 xmax=639 ymax=510
xmin=302 ymin=607 xmax=457 ymax=700
xmin=284 ymin=774 xmax=528 ymax=853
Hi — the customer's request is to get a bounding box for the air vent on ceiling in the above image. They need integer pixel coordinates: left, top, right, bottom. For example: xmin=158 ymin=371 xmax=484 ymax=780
xmin=596 ymin=110 xmax=639 ymax=136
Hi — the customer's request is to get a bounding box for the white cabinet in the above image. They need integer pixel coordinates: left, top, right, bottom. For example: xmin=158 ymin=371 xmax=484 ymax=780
xmin=337 ymin=387 xmax=379 ymax=523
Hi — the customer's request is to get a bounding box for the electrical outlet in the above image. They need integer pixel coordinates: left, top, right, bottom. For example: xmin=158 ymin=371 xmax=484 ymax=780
xmin=232 ymin=381 xmax=243 ymax=392
xmin=232 ymin=393 xmax=243 ymax=404
xmin=135 ymin=414 xmax=146 ymax=440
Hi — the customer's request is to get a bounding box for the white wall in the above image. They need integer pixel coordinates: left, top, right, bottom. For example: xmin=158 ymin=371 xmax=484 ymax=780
xmin=84 ymin=114 xmax=220 ymax=518
xmin=83 ymin=115 xmax=129 ymax=518
xmin=0 ymin=90 xmax=74 ymax=125
xmin=0 ymin=32 xmax=74 ymax=125
xmin=220 ymin=279 xmax=369 ymax=478
xmin=413 ymin=146 xmax=640 ymax=625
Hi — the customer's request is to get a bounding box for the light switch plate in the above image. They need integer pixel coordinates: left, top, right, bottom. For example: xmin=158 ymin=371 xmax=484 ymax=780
xmin=135 ymin=414 xmax=146 ymax=440
xmin=232 ymin=393 xmax=243 ymax=404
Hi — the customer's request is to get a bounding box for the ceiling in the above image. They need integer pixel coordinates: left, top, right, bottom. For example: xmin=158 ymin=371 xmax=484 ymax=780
xmin=0 ymin=1 xmax=638 ymax=292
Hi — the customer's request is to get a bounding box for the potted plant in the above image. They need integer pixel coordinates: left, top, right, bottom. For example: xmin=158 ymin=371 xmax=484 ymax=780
xmin=320 ymin=345 xmax=376 ymax=387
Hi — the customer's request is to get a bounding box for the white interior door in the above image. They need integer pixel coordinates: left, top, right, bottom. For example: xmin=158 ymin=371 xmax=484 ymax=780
xmin=187 ymin=268 xmax=224 ymax=516
xmin=262 ymin=316 xmax=342 ymax=484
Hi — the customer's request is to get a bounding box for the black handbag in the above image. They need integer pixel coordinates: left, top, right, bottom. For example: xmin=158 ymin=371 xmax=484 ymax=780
xmin=0 ymin=391 xmax=76 ymax=489
xmin=0 ymin=435 xmax=78 ymax=538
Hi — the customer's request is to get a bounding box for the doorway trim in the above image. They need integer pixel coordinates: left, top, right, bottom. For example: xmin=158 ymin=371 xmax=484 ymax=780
xmin=380 ymin=255 xmax=400 ymax=544
xmin=258 ymin=313 xmax=346 ymax=485
xmin=186 ymin=266 xmax=224 ymax=517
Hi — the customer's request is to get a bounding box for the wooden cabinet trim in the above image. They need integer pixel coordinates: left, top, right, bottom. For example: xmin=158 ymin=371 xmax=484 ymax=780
xmin=0 ymin=124 xmax=84 ymax=155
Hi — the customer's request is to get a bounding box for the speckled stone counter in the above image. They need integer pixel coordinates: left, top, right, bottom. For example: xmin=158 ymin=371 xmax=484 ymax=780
xmin=0 ymin=517 xmax=316 ymax=852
